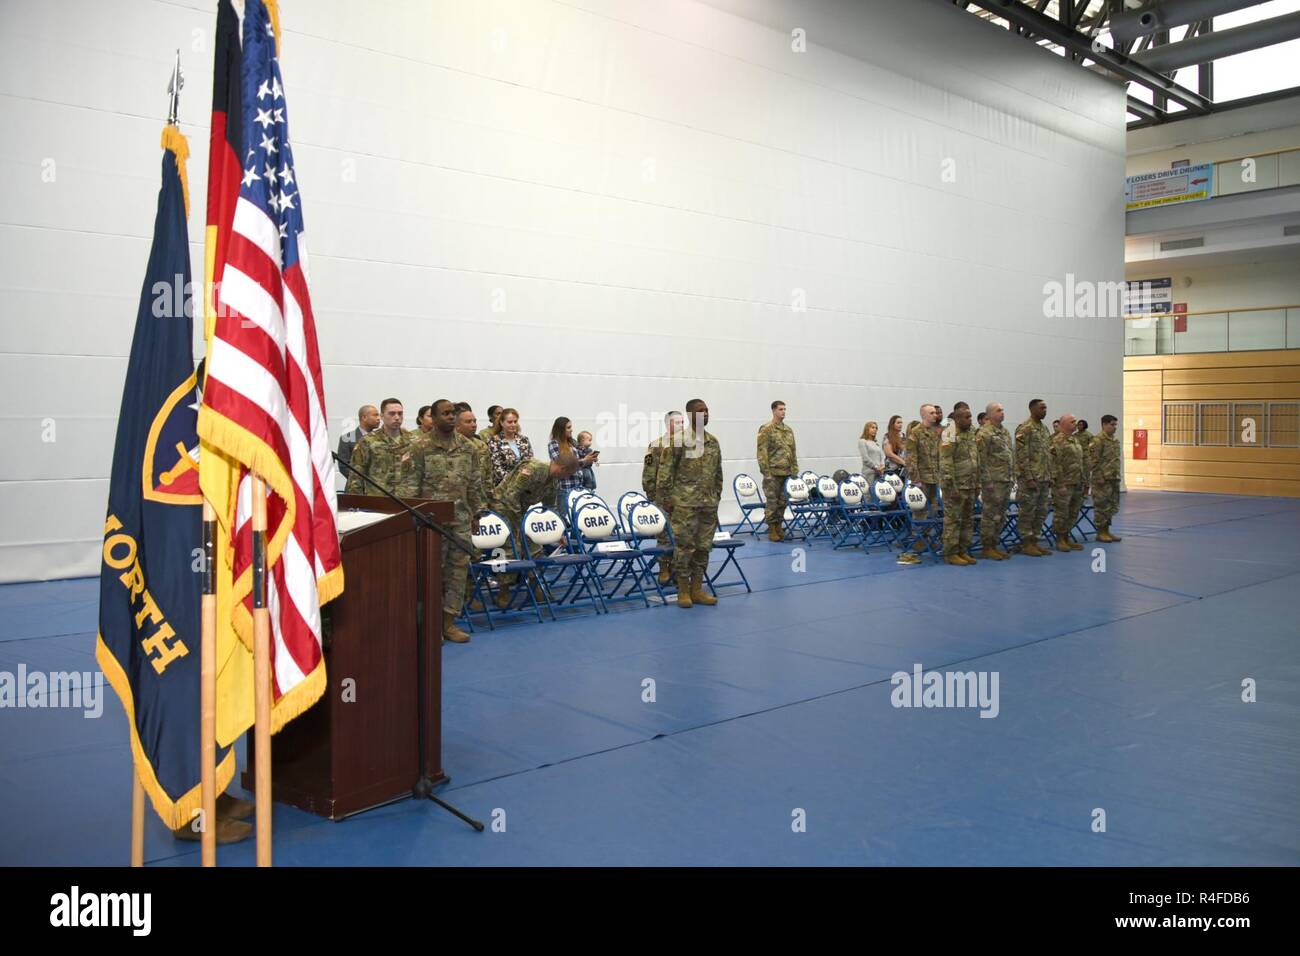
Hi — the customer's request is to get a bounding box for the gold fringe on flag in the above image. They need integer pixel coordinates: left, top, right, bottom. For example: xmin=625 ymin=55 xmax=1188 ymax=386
xmin=265 ymin=0 xmax=282 ymax=54
xmin=96 ymin=634 xmax=238 ymax=831
xmin=160 ymin=124 xmax=191 ymax=220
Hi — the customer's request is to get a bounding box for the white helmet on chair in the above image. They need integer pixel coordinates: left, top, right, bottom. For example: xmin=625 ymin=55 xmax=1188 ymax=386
xmin=904 ymin=484 xmax=928 ymax=511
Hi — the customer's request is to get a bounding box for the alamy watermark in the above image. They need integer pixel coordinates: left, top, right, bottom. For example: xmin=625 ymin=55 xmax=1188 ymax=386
xmin=890 ymin=663 xmax=999 ymax=718
xmin=0 ymin=665 xmax=103 ymax=718
xmin=1042 ymin=273 xmax=1127 ymax=319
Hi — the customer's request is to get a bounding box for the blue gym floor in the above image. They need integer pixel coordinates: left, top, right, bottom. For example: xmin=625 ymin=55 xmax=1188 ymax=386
xmin=2 ymin=490 xmax=1298 ymax=866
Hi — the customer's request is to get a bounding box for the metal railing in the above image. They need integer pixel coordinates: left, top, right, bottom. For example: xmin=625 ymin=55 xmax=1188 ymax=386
xmin=1124 ymin=304 xmax=1300 ymax=355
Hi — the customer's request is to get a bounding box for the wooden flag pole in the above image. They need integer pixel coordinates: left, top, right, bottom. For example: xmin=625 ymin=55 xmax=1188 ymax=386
xmin=251 ymin=474 xmax=272 ymax=867
xmin=200 ymin=498 xmax=218 ymax=866
xmin=131 ymin=773 xmax=144 ymax=867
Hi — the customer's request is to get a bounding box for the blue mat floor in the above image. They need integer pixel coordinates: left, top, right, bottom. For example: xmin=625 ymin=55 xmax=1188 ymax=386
xmin=2 ymin=490 xmax=1297 ymax=865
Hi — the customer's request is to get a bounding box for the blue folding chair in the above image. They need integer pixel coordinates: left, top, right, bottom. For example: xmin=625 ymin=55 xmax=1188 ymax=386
xmin=999 ymin=484 xmax=1025 ymax=551
xmin=857 ymin=478 xmax=905 ymax=552
xmin=830 ymin=479 xmax=869 ymax=549
xmin=728 ymin=474 xmax=767 ymax=536
xmin=522 ymin=505 xmax=606 ymax=614
xmin=804 ymin=475 xmax=841 ymax=540
xmin=625 ymin=501 xmax=674 ymax=601
xmin=565 ymin=489 xmax=600 ymax=526
xmin=1074 ymin=495 xmax=1098 ymax=542
xmin=901 ymin=483 xmax=943 ymax=562
xmin=707 ymin=528 xmax=751 ymax=595
xmin=467 ymin=510 xmax=547 ymax=629
xmin=570 ymin=501 xmax=653 ymax=608
xmin=616 ymin=491 xmax=649 ymax=532
xmin=782 ymin=476 xmax=817 ymax=541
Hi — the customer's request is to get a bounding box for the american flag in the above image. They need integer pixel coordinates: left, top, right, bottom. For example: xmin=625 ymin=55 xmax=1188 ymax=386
xmin=199 ymin=0 xmax=342 ymax=718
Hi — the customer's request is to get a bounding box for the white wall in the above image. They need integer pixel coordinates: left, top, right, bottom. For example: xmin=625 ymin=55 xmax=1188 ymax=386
xmin=0 ymin=0 xmax=1126 ymax=582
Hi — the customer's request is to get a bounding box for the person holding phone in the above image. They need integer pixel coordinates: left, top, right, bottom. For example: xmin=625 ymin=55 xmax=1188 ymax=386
xmin=548 ymin=417 xmax=598 ymax=521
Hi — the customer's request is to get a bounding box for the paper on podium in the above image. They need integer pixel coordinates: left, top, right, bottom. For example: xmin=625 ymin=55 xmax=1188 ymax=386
xmin=337 ymin=510 xmax=390 ymax=534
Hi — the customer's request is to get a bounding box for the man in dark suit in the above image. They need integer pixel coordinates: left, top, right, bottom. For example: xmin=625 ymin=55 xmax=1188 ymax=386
xmin=337 ymin=404 xmax=380 ymax=469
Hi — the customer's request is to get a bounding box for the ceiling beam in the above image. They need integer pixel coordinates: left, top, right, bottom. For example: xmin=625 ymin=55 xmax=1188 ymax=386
xmin=971 ymin=1 xmax=1213 ymax=113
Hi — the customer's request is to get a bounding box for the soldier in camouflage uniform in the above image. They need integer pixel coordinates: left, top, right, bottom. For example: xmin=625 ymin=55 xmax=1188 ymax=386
xmin=898 ymin=404 xmax=941 ymax=565
xmin=939 ymin=406 xmax=979 ymax=565
xmin=976 ymin=401 xmax=1013 ymax=560
xmin=1074 ymin=420 xmax=1095 ymax=493
xmin=456 ymin=406 xmax=493 ymax=611
xmin=757 ymin=400 xmax=798 ymax=542
xmin=643 ymin=411 xmax=684 ymax=585
xmin=1089 ymin=414 xmax=1123 ymax=543
xmin=412 ymin=400 xmax=483 ymax=643
xmin=477 ymin=405 xmax=502 ymax=443
xmin=486 ymin=453 xmax=579 ymax=606
xmin=345 ymin=398 xmax=419 ymax=497
xmin=1014 ymin=398 xmax=1053 ymax=557
xmin=1049 ymin=412 xmax=1085 ymax=552
xmin=662 ymin=399 xmax=723 ymax=608
xmin=457 ymin=407 xmax=493 ymax=497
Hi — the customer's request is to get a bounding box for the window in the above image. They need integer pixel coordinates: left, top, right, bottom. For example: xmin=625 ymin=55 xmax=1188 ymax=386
xmin=1163 ymin=402 xmax=1300 ymax=448
xmin=1198 ymin=403 xmax=1230 ymax=446
xmin=1270 ymin=403 xmax=1299 ymax=448
xmin=1163 ymin=403 xmax=1196 ymax=446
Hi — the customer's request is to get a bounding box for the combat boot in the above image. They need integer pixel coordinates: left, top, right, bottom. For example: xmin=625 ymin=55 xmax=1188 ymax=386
xmin=657 ymin=562 xmax=672 ymax=585
xmin=690 ymin=574 xmax=717 ymax=605
xmin=767 ymin=527 xmax=783 ymax=542
xmin=961 ymin=553 xmax=978 ymax=564
xmin=443 ymin=612 xmax=470 ymax=644
xmin=1056 ymin=537 xmax=1072 ymax=553
xmin=944 ymin=554 xmax=966 ymax=566
xmin=1066 ymin=537 xmax=1083 ymax=551
xmin=982 ymin=548 xmax=1006 ymax=560
xmin=1098 ymin=526 xmax=1122 ymax=542
xmin=676 ymin=578 xmax=693 ymax=608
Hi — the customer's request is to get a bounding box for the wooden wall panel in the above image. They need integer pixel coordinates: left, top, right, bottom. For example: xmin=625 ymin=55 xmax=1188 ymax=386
xmin=1123 ymin=350 xmax=1300 ymax=372
xmin=1163 ymin=383 xmax=1300 ymax=401
xmin=1162 ymin=366 xmax=1300 ymax=386
xmin=1161 ymin=460 xmax=1299 ymax=481
xmin=1122 ymin=350 xmax=1300 ymax=498
xmin=1161 ymin=446 xmax=1300 ymax=464
xmin=1161 ymin=474 xmax=1300 ymax=496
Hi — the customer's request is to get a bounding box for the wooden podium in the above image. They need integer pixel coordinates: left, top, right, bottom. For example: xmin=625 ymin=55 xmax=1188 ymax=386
xmin=244 ymin=495 xmax=453 ymax=819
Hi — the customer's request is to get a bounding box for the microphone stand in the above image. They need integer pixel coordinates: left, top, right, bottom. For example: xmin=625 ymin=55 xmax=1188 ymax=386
xmin=332 ymin=451 xmax=484 ymax=833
